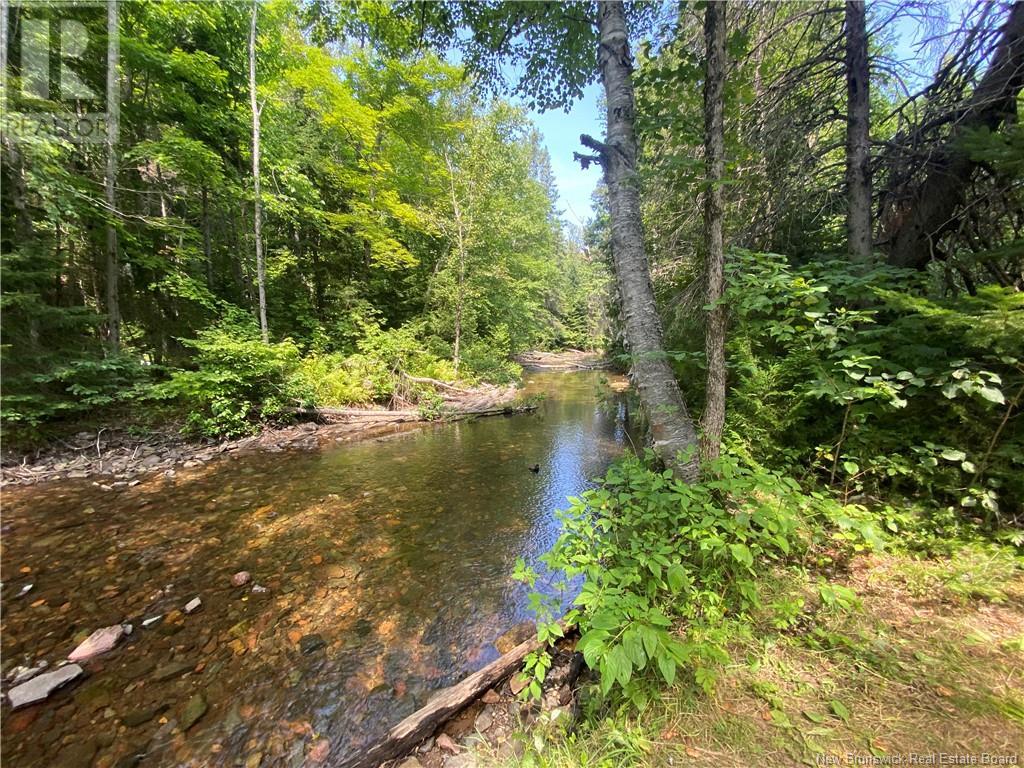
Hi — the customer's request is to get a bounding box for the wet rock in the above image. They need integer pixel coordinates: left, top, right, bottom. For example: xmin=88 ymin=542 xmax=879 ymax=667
xmin=231 ymin=571 xmax=251 ymax=587
xmin=57 ymin=738 xmax=97 ymax=768
xmin=9 ymin=660 xmax=49 ymax=686
xmin=122 ymin=704 xmax=166 ymax=727
xmin=418 ymin=737 xmax=434 ymax=753
xmin=152 ymin=660 xmax=193 ymax=682
xmin=122 ymin=623 xmax=134 ymax=636
xmin=75 ymin=679 xmax=114 ymax=712
xmin=299 ymin=634 xmax=326 ymax=655
xmin=184 ymin=597 xmax=202 ymax=614
xmin=252 ymin=584 xmax=269 ymax=594
xmin=494 ymin=621 xmax=536 ymax=654
xmin=18 ymin=583 xmax=34 ymax=597
xmin=8 ymin=664 xmax=84 ymax=708
xmin=179 ymin=692 xmax=207 ymax=730
xmin=306 ymin=739 xmax=330 ymax=763
xmin=68 ymin=624 xmax=125 ymax=662
xmin=399 ymin=758 xmax=424 ymax=768
xmin=120 ymin=658 xmax=156 ymax=679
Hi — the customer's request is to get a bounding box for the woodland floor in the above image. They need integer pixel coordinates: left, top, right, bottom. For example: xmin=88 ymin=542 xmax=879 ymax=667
xmin=477 ymin=551 xmax=1024 ymax=768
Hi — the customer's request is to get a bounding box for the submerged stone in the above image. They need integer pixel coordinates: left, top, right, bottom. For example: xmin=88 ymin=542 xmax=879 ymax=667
xmin=179 ymin=692 xmax=207 ymax=730
xmin=68 ymin=625 xmax=124 ymax=662
xmin=299 ymin=634 xmax=326 ymax=655
xmin=8 ymin=664 xmax=84 ymax=709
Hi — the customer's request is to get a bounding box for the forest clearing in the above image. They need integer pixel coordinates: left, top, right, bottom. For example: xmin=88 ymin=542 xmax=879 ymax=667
xmin=1 ymin=1 xmax=1022 ymax=767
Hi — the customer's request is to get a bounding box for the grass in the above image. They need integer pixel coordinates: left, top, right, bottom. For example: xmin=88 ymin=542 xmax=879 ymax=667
xmin=481 ymin=547 xmax=1024 ymax=767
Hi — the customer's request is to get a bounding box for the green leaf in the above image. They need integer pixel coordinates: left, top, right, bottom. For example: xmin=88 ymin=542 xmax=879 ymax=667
xmin=979 ymin=386 xmax=1006 ymax=404
xmin=940 ymin=448 xmax=966 ymax=462
xmin=667 ymin=563 xmax=689 ymax=592
xmin=729 ymin=543 xmax=754 ymax=567
xmin=657 ymin=653 xmax=676 ymax=685
xmin=829 ymin=699 xmax=850 ymax=722
xmin=802 ymin=710 xmax=826 ymax=724
xmin=842 ymin=460 xmax=859 ymax=475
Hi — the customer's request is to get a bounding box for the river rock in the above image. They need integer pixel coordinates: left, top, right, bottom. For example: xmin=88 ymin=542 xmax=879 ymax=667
xmin=8 ymin=664 xmax=84 ymax=708
xmin=231 ymin=571 xmax=251 ymax=587
xmin=179 ymin=692 xmax=207 ymax=730
xmin=9 ymin=661 xmax=49 ymax=686
xmin=494 ymin=621 xmax=536 ymax=654
xmin=299 ymin=634 xmax=326 ymax=655
xmin=398 ymin=758 xmax=424 ymax=768
xmin=141 ymin=615 xmax=163 ymax=629
xmin=474 ymin=706 xmax=494 ymax=733
xmin=122 ymin=704 xmax=166 ymax=727
xmin=68 ymin=625 xmax=124 ymax=662
xmin=508 ymin=673 xmax=529 ymax=696
xmin=184 ymin=597 xmax=202 ymax=614
xmin=152 ymin=660 xmax=193 ymax=682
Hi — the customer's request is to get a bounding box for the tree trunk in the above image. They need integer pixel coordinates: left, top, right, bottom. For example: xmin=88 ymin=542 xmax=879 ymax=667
xmin=445 ymin=152 xmax=467 ymax=376
xmin=105 ymin=0 xmax=121 ymax=352
xmin=884 ymin=2 xmax=1024 ymax=269
xmin=201 ymin=186 xmax=213 ymax=289
xmin=586 ymin=0 xmax=700 ymax=481
xmin=701 ymin=0 xmax=727 ymax=464
xmin=845 ymin=1 xmax=872 ymax=264
xmin=249 ymin=0 xmax=269 ymax=343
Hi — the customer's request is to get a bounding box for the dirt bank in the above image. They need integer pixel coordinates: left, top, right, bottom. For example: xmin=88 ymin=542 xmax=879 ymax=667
xmin=0 ymin=384 xmax=529 ymax=487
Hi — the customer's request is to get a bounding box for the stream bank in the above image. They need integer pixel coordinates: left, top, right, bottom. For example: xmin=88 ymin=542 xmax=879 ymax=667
xmin=1 ymin=383 xmax=527 ymax=488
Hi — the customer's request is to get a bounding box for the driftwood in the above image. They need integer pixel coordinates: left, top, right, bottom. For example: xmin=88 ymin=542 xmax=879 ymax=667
xmin=287 ymin=401 xmax=537 ymax=424
xmin=337 ymin=634 xmax=543 ymax=768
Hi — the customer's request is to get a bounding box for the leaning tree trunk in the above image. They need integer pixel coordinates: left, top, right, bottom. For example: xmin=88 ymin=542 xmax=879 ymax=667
xmin=582 ymin=0 xmax=700 ymax=481
xmin=845 ymin=0 xmax=872 ymax=265
xmin=105 ymin=0 xmax=120 ymax=352
xmin=249 ymin=0 xmax=269 ymax=343
xmin=701 ymin=0 xmax=727 ymax=464
xmin=884 ymin=2 xmax=1024 ymax=269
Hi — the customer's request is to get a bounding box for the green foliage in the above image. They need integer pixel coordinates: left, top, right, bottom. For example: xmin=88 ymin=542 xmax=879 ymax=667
xmin=516 ymin=451 xmax=851 ymax=707
xmin=158 ymin=316 xmax=301 ymax=438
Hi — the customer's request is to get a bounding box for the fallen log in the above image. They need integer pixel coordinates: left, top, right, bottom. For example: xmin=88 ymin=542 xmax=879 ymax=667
xmin=337 ymin=633 xmax=543 ymax=768
xmin=287 ymin=402 xmax=537 ymax=423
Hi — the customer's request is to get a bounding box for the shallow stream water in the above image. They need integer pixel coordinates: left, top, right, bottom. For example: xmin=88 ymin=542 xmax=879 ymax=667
xmin=0 ymin=371 xmax=634 ymax=767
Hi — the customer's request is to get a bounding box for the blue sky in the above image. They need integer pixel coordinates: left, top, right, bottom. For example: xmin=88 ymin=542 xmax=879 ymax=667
xmin=522 ymin=83 xmax=603 ymax=229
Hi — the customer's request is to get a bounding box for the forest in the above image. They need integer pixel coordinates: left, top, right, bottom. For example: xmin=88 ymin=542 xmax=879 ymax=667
xmin=1 ymin=1 xmax=1023 ymax=767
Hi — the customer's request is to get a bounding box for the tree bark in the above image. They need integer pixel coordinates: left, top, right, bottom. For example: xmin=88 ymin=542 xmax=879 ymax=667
xmin=587 ymin=0 xmax=700 ymax=481
xmin=845 ymin=1 xmax=872 ymax=265
xmin=249 ymin=0 xmax=269 ymax=343
xmin=701 ymin=1 xmax=727 ymax=464
xmin=105 ymin=0 xmax=121 ymax=352
xmin=884 ymin=2 xmax=1024 ymax=269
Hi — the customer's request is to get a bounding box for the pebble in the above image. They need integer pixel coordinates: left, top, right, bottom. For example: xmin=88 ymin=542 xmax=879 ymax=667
xmin=251 ymin=584 xmax=268 ymax=594
xmin=141 ymin=615 xmax=163 ymax=629
xmin=474 ymin=706 xmax=493 ymax=732
xmin=184 ymin=597 xmax=202 ymax=614
xmin=68 ymin=625 xmax=125 ymax=662
xmin=18 ymin=583 xmax=34 ymax=597
xmin=231 ymin=571 xmax=251 ymax=587
xmin=8 ymin=664 xmax=84 ymax=709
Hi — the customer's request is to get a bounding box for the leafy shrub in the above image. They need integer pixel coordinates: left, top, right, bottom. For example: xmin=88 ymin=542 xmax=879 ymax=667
xmin=515 ymin=451 xmax=833 ymax=708
xmin=157 ymin=318 xmax=301 ymax=438
xmin=461 ymin=324 xmax=522 ymax=384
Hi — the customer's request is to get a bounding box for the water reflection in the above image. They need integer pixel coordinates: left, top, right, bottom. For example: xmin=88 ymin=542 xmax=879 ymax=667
xmin=1 ymin=371 xmax=634 ymax=767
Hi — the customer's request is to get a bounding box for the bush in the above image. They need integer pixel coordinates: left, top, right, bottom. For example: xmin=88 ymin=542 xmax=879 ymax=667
xmin=157 ymin=319 xmax=301 ymax=438
xmin=515 ymin=451 xmax=837 ymax=708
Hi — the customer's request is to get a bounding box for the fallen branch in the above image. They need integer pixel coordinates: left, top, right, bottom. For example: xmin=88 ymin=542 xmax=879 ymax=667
xmin=337 ymin=634 xmax=543 ymax=768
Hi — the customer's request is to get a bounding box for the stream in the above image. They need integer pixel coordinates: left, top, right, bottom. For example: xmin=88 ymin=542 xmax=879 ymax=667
xmin=0 ymin=371 xmax=635 ymax=768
